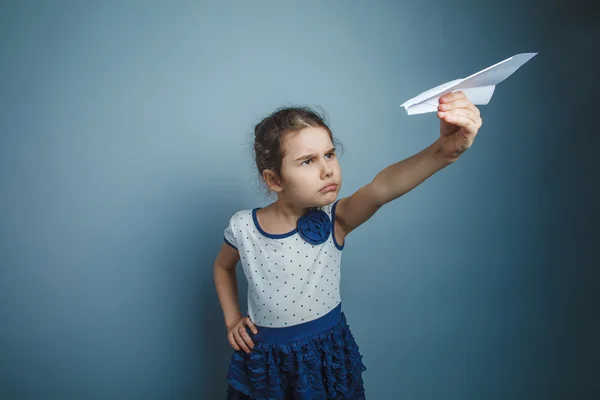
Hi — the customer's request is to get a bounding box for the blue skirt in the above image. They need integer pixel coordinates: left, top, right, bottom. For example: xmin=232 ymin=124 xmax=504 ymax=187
xmin=226 ymin=302 xmax=367 ymax=400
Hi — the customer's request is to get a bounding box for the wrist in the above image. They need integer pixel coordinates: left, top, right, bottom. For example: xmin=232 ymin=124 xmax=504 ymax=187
xmin=430 ymin=139 xmax=458 ymax=166
xmin=225 ymin=315 xmax=243 ymax=329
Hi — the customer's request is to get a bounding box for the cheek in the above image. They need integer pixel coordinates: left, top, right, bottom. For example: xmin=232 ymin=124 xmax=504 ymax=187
xmin=333 ymin=162 xmax=342 ymax=177
xmin=285 ymin=168 xmax=309 ymax=186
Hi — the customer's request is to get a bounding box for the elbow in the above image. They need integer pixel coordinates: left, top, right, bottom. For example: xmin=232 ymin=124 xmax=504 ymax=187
xmin=214 ymin=261 xmax=236 ymax=273
xmin=368 ymin=179 xmax=390 ymax=207
xmin=213 ymin=262 xmax=226 ymax=271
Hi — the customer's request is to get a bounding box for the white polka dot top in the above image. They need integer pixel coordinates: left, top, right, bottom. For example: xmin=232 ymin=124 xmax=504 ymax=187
xmin=223 ymin=199 xmax=344 ymax=327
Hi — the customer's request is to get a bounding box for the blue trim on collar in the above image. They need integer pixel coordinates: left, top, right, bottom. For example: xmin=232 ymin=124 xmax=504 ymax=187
xmin=331 ymin=199 xmax=345 ymax=250
xmin=252 ymin=208 xmax=298 ymax=239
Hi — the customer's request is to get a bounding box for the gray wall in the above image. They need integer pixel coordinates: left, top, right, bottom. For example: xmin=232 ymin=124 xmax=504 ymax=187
xmin=1 ymin=1 xmax=598 ymax=399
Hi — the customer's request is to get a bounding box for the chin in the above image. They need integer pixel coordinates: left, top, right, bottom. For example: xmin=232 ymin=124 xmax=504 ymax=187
xmin=320 ymin=192 xmax=338 ymax=204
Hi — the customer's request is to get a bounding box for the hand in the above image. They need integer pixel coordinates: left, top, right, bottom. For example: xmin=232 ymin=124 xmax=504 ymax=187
xmin=437 ymin=91 xmax=483 ymax=161
xmin=227 ymin=316 xmax=258 ymax=354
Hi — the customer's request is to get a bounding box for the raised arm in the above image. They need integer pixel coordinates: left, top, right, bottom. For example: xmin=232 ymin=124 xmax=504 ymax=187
xmin=335 ymin=91 xmax=482 ymax=237
xmin=334 ymin=140 xmax=452 ymax=236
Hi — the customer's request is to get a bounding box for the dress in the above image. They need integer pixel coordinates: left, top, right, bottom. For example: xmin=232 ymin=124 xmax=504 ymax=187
xmin=223 ymin=200 xmax=367 ymax=399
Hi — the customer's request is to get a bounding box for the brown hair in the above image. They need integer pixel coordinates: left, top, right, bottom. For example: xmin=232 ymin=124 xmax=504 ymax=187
xmin=252 ymin=106 xmax=343 ymax=195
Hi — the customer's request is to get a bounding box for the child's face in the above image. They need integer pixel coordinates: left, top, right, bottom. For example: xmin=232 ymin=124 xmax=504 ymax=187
xmin=279 ymin=126 xmax=342 ymax=207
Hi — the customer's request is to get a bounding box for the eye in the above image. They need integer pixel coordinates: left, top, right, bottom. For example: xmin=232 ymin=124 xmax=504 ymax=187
xmin=302 ymin=158 xmax=312 ymax=165
xmin=326 ymin=152 xmax=335 ymax=159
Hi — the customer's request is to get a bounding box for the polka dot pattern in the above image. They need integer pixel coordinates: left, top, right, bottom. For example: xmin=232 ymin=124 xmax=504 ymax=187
xmin=223 ymin=201 xmax=344 ymax=327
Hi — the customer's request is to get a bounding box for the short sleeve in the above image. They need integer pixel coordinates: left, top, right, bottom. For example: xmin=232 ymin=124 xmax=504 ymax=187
xmin=321 ymin=199 xmax=338 ymax=218
xmin=224 ymin=215 xmax=238 ymax=250
xmin=331 ymin=199 xmax=344 ymax=250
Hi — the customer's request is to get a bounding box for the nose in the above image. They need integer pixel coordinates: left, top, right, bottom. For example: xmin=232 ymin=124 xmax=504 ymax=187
xmin=321 ymin=159 xmax=333 ymax=179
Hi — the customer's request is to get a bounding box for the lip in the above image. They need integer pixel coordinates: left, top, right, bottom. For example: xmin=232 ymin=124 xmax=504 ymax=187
xmin=320 ymin=183 xmax=338 ymax=192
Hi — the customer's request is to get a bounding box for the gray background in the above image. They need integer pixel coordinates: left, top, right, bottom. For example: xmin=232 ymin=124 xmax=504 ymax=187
xmin=1 ymin=1 xmax=598 ymax=399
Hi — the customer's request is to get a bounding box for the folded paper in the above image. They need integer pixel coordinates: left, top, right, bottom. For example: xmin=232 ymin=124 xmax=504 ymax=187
xmin=401 ymin=53 xmax=537 ymax=115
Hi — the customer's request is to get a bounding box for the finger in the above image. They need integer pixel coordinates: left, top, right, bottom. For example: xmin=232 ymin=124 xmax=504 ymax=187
xmin=438 ymin=99 xmax=479 ymax=116
xmin=228 ymin=333 xmax=241 ymax=351
xmin=244 ymin=317 xmax=259 ymax=334
xmin=439 ymin=91 xmax=466 ymax=104
xmin=438 ymin=109 xmax=479 ymax=126
xmin=239 ymin=327 xmax=255 ymax=350
xmin=441 ymin=113 xmax=479 ymax=133
xmin=233 ymin=330 xmax=251 ymax=354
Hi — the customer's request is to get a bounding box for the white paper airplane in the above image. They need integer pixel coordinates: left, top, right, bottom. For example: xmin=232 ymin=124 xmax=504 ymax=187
xmin=400 ymin=53 xmax=537 ymax=115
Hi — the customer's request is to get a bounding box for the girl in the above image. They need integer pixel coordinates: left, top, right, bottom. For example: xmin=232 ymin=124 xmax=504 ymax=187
xmin=214 ymin=91 xmax=482 ymax=399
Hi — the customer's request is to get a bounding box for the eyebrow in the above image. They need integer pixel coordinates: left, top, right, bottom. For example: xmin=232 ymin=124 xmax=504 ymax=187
xmin=295 ymin=147 xmax=336 ymax=162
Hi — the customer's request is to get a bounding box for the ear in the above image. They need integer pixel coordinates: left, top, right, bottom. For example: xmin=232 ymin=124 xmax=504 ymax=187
xmin=263 ymin=169 xmax=283 ymax=192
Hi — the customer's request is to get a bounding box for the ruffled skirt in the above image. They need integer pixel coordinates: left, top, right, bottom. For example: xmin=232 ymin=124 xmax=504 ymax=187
xmin=226 ymin=303 xmax=367 ymax=400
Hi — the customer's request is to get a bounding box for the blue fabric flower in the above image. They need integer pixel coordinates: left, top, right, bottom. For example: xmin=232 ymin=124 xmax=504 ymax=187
xmin=297 ymin=208 xmax=331 ymax=245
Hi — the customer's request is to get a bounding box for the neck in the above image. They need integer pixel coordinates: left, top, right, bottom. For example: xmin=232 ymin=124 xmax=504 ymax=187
xmin=270 ymin=199 xmax=315 ymax=224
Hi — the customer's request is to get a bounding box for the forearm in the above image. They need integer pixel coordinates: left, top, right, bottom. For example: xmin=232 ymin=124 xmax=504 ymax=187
xmin=371 ymin=139 xmax=455 ymax=205
xmin=213 ymin=266 xmax=243 ymax=328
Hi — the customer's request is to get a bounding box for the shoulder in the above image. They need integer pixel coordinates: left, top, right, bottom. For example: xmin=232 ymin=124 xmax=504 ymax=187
xmin=321 ymin=199 xmax=345 ymax=249
xmin=319 ymin=199 xmax=341 ymax=216
xmin=227 ymin=209 xmax=254 ymax=227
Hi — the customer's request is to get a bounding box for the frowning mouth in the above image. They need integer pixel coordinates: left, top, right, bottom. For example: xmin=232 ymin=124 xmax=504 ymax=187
xmin=319 ymin=183 xmax=337 ymax=192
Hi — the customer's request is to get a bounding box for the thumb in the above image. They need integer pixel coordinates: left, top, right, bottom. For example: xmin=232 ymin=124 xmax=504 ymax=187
xmin=245 ymin=317 xmax=259 ymax=334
